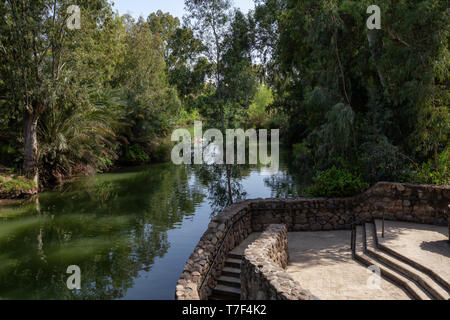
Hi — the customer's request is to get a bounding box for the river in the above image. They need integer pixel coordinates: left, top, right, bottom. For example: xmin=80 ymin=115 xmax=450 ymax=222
xmin=0 ymin=150 xmax=309 ymax=299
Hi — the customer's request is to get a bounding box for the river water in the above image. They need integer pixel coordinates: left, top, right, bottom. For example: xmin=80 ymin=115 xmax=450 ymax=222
xmin=0 ymin=150 xmax=309 ymax=299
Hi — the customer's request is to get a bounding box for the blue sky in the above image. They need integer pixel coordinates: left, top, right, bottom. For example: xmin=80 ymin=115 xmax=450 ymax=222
xmin=111 ymin=0 xmax=256 ymax=20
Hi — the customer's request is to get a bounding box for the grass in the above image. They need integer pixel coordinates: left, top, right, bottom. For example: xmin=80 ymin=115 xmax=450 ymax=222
xmin=0 ymin=175 xmax=35 ymax=195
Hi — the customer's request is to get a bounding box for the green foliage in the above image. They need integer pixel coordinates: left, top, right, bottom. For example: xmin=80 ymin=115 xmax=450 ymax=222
xmin=360 ymin=135 xmax=411 ymax=183
xmin=254 ymin=0 xmax=449 ymax=186
xmin=412 ymin=149 xmax=450 ymax=185
xmin=151 ymin=139 xmax=174 ymax=163
xmin=306 ymin=166 xmax=369 ymax=198
xmin=118 ymin=20 xmax=181 ymax=142
xmin=245 ymin=83 xmax=274 ymax=128
xmin=315 ymin=103 xmax=355 ymax=168
xmin=0 ymin=0 xmax=447 ymax=191
xmin=292 ymin=142 xmax=314 ymax=179
xmin=0 ymin=175 xmax=35 ymax=194
xmin=124 ymin=144 xmax=150 ymax=164
xmin=178 ymin=109 xmax=201 ymax=126
xmin=38 ymin=89 xmax=122 ymax=183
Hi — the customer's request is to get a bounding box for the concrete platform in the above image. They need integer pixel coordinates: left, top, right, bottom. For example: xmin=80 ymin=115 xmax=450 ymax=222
xmin=375 ymin=220 xmax=450 ymax=285
xmin=286 ymin=231 xmax=410 ymax=300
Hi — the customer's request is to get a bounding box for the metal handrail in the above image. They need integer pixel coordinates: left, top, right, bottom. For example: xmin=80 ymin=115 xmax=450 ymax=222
xmin=198 ymin=213 xmax=246 ymax=293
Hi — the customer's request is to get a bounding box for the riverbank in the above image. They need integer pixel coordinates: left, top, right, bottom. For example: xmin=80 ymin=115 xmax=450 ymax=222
xmin=0 ymin=137 xmax=175 ymax=201
xmin=0 ymin=168 xmax=36 ymax=199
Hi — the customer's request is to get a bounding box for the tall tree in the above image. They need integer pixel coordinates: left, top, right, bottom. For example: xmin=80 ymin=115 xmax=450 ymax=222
xmin=0 ymin=0 xmax=115 ymax=186
xmin=184 ymin=0 xmax=233 ymax=129
xmin=148 ymin=11 xmax=211 ymax=108
xmin=116 ymin=18 xmax=181 ymax=155
xmin=221 ymin=10 xmax=257 ymax=126
xmin=147 ymin=10 xmax=181 ymax=62
xmin=254 ymin=0 xmax=448 ymax=183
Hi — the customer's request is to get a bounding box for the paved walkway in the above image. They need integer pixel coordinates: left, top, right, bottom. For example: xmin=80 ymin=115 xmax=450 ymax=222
xmin=286 ymin=231 xmax=410 ymax=300
xmin=375 ymin=220 xmax=450 ymax=284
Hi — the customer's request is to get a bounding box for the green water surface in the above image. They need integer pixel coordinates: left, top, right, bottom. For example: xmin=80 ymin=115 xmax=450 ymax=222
xmin=0 ymin=153 xmax=307 ymax=299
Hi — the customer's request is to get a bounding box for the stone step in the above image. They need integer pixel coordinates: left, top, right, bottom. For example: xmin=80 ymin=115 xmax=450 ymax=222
xmin=225 ymin=258 xmax=241 ymax=269
xmin=218 ymin=275 xmax=241 ymax=288
xmin=208 ymin=293 xmax=240 ymax=300
xmin=374 ymin=219 xmax=450 ymax=293
xmin=228 ymin=253 xmax=243 ymax=260
xmin=212 ymin=284 xmax=241 ymax=299
xmin=222 ymin=267 xmax=241 ymax=278
xmin=354 ymin=225 xmax=430 ymax=300
xmin=365 ymin=222 xmax=450 ymax=300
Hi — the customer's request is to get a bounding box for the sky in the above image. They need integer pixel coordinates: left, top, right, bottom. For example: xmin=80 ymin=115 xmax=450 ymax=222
xmin=111 ymin=0 xmax=256 ymax=20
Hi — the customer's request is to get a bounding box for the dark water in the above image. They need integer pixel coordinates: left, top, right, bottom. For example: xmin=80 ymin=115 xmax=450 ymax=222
xmin=0 ymin=151 xmax=308 ymax=299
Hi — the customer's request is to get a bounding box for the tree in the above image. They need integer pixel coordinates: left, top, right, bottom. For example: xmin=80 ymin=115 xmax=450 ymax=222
xmin=0 ymin=0 xmax=117 ymax=187
xmin=184 ymin=0 xmax=233 ymax=130
xmin=147 ymin=10 xmax=181 ymax=63
xmin=116 ymin=19 xmax=181 ymax=157
xmin=147 ymin=11 xmax=211 ymax=109
xmin=221 ymin=10 xmax=258 ymax=126
xmin=254 ymin=0 xmax=449 ymax=184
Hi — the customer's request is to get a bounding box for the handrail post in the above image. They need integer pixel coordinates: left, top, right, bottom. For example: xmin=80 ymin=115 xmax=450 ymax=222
xmin=375 ymin=204 xmax=385 ymax=238
xmin=447 ymin=215 xmax=449 ymax=243
xmin=350 ymin=223 xmax=355 ymax=254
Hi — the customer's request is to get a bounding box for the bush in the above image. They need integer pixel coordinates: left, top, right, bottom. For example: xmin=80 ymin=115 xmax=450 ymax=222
xmin=244 ymin=83 xmax=273 ymax=129
xmin=38 ymin=89 xmax=121 ymax=183
xmin=307 ymin=166 xmax=369 ymax=198
xmin=151 ymin=139 xmax=173 ymax=163
xmin=411 ymin=149 xmax=449 ymax=185
xmin=124 ymin=144 xmax=150 ymax=164
xmin=0 ymin=175 xmax=35 ymax=195
xmin=178 ymin=109 xmax=201 ymax=126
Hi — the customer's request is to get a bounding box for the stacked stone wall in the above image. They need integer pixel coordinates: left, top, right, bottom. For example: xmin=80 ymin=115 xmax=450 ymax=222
xmin=241 ymin=224 xmax=314 ymax=300
xmin=175 ymin=182 xmax=449 ymax=300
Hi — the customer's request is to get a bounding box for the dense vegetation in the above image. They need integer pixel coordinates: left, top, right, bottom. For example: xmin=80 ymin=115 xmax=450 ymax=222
xmin=0 ymin=0 xmax=448 ymax=197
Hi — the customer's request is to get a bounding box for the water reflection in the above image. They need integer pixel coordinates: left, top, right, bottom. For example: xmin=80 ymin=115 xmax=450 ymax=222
xmin=0 ymin=164 xmax=205 ymax=299
xmin=194 ymin=164 xmax=249 ymax=216
xmin=0 ymin=151 xmax=309 ymax=299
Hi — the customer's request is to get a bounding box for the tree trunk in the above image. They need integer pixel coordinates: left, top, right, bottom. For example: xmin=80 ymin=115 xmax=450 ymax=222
xmin=23 ymin=110 xmax=39 ymax=190
xmin=367 ymin=30 xmax=387 ymax=88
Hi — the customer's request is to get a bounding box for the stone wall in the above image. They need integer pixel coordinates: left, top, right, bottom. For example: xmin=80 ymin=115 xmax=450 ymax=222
xmin=251 ymin=182 xmax=449 ymax=231
xmin=250 ymin=197 xmax=356 ymax=232
xmin=355 ymin=182 xmax=449 ymax=225
xmin=176 ymin=182 xmax=449 ymax=300
xmin=175 ymin=200 xmax=253 ymax=300
xmin=241 ymin=224 xmax=315 ymax=300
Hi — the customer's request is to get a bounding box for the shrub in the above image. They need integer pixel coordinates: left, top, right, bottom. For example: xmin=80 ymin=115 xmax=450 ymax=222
xmin=0 ymin=175 xmax=35 ymax=194
xmin=178 ymin=109 xmax=201 ymax=126
xmin=306 ymin=166 xmax=369 ymax=198
xmin=245 ymin=83 xmax=273 ymax=129
xmin=151 ymin=138 xmax=173 ymax=163
xmin=411 ymin=149 xmax=449 ymax=185
xmin=38 ymin=89 xmax=121 ymax=183
xmin=124 ymin=144 xmax=150 ymax=164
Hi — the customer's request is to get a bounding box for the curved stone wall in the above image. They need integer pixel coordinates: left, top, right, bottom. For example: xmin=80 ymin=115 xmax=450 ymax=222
xmin=175 ymin=200 xmax=253 ymax=300
xmin=241 ymin=224 xmax=315 ymax=300
xmin=175 ymin=182 xmax=449 ymax=300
